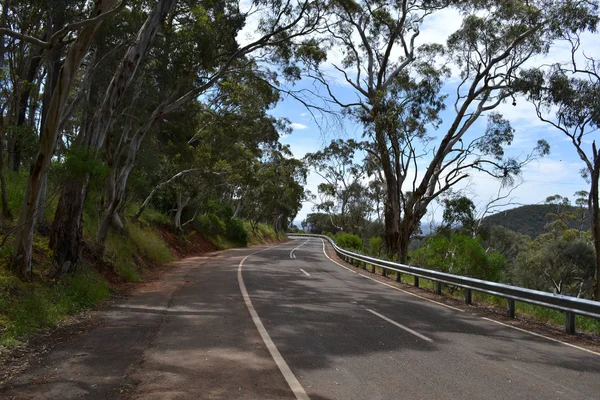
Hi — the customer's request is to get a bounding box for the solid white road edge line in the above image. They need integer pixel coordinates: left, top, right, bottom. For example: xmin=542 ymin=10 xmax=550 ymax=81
xmin=366 ymin=308 xmax=434 ymax=343
xmin=300 ymin=268 xmax=310 ymax=277
xmin=318 ymin=239 xmax=600 ymax=358
xmin=319 ymin=239 xmax=464 ymax=312
xmin=481 ymin=317 xmax=600 ymax=357
xmin=290 ymin=239 xmax=311 ymax=259
xmin=238 ymin=246 xmax=311 ymax=400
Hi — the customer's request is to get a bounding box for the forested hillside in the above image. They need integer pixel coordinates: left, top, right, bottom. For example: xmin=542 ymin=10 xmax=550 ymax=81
xmin=0 ymin=0 xmax=313 ymax=348
xmin=481 ymin=204 xmax=590 ymax=239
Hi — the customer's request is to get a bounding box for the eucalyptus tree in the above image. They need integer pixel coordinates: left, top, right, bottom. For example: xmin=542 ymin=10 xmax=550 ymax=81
xmin=242 ymin=146 xmax=307 ymax=233
xmin=132 ymin=66 xmax=284 ymax=225
xmin=307 ymin=0 xmax=593 ymax=262
xmin=516 ymin=28 xmax=600 ymax=298
xmin=304 ymin=139 xmax=368 ymax=232
xmin=2 ymin=0 xmax=126 ymax=278
xmin=48 ymin=0 xmax=323 ymax=271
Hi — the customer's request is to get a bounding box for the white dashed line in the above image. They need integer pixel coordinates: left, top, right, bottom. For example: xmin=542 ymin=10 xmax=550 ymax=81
xmin=300 ymin=268 xmax=310 ymax=277
xmin=319 ymin=239 xmax=600 ymax=357
xmin=366 ymin=308 xmax=434 ymax=343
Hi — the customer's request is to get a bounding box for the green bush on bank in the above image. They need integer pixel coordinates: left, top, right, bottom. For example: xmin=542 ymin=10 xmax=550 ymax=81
xmin=226 ymin=218 xmax=248 ymax=246
xmin=410 ymin=234 xmax=504 ymax=282
xmin=335 ymin=232 xmax=363 ymax=251
xmin=195 ymin=213 xmax=226 ymax=237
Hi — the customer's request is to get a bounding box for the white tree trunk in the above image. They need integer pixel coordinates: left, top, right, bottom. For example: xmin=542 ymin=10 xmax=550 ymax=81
xmin=13 ymin=0 xmax=118 ymax=278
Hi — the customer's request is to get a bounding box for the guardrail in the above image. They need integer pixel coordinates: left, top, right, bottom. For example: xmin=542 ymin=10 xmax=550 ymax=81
xmin=289 ymin=233 xmax=600 ymax=334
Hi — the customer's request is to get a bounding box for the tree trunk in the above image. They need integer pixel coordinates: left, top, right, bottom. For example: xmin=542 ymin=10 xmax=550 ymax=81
xmin=383 ymin=180 xmax=401 ymax=256
xmin=35 ymin=174 xmax=47 ymax=225
xmin=13 ymin=0 xmax=117 ymax=279
xmin=174 ymin=191 xmax=190 ymax=231
xmin=397 ymin=211 xmax=418 ymax=264
xmin=590 ymin=162 xmax=600 ymax=300
xmin=50 ymin=178 xmax=88 ymax=275
xmin=0 ymin=110 xmax=11 ymax=220
xmin=133 ymin=168 xmax=199 ymax=220
xmin=51 ymin=0 xmax=179 ymax=266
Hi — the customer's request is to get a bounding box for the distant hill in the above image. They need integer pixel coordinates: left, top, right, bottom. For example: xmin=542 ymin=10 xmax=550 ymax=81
xmin=481 ymin=204 xmax=590 ymax=238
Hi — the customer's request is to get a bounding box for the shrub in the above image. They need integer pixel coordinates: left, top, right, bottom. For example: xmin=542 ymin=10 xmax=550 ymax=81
xmin=226 ymin=218 xmax=248 ymax=245
xmin=196 ymin=213 xmax=226 ymax=237
xmin=335 ymin=232 xmax=363 ymax=251
xmin=368 ymin=236 xmax=382 ymax=257
xmin=411 ymin=234 xmax=504 ymax=281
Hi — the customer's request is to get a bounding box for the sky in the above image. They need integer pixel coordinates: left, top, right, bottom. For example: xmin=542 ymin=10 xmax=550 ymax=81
xmin=240 ymin=5 xmax=600 ymax=228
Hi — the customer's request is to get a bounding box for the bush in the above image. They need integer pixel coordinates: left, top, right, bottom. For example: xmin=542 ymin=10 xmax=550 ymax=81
xmin=335 ymin=232 xmax=363 ymax=251
xmin=411 ymin=234 xmax=504 ymax=281
xmin=196 ymin=213 xmax=226 ymax=237
xmin=226 ymin=218 xmax=248 ymax=245
xmin=368 ymin=236 xmax=382 ymax=257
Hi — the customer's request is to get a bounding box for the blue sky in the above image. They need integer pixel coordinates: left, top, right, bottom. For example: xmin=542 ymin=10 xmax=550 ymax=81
xmin=241 ymin=6 xmax=599 ymax=227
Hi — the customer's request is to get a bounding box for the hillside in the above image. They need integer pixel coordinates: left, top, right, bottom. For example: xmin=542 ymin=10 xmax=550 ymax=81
xmin=481 ymin=204 xmax=590 ymax=238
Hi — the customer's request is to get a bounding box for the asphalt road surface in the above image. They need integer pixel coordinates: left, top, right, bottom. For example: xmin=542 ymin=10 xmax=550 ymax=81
xmin=2 ymin=238 xmax=600 ymax=399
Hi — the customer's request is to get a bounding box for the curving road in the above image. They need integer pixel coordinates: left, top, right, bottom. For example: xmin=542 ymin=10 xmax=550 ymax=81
xmin=2 ymin=238 xmax=600 ymax=399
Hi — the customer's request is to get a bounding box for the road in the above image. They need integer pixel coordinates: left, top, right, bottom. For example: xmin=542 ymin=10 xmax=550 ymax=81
xmin=2 ymin=238 xmax=600 ymax=399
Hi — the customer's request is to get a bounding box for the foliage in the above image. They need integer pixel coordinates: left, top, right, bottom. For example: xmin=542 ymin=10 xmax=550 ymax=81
xmin=411 ymin=234 xmax=504 ymax=282
xmin=226 ymin=217 xmax=248 ymax=246
xmin=367 ymin=236 xmax=383 ymax=257
xmin=244 ymin=221 xmax=282 ymax=245
xmin=195 ymin=214 xmax=227 ymax=237
xmin=335 ymin=232 xmax=363 ymax=252
xmin=0 ymin=266 xmax=110 ymax=349
xmin=441 ymin=195 xmax=477 ymax=235
xmin=481 ymin=204 xmax=590 ymax=239
xmin=301 ymin=213 xmax=340 ymax=234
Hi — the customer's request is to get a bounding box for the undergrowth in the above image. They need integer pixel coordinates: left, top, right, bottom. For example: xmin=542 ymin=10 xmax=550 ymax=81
xmin=0 ymin=201 xmax=281 ymax=352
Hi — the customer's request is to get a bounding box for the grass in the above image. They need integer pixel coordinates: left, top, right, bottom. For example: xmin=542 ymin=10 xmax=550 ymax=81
xmin=0 ymin=266 xmax=110 ymax=349
xmin=0 ymin=200 xmax=176 ymax=351
xmin=245 ymin=221 xmax=284 ymax=245
xmin=104 ymin=219 xmax=174 ymax=279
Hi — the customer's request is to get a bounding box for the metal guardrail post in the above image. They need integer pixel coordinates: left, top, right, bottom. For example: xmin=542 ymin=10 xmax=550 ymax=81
xmin=565 ymin=312 xmax=576 ymax=334
xmin=414 ymin=276 xmax=419 ymax=288
xmin=465 ymin=289 xmax=472 ymax=305
xmin=396 ymin=272 xmax=401 ymax=282
xmin=435 ymin=281 xmax=442 ymax=296
xmin=381 ymin=266 xmax=386 ymax=277
xmin=507 ymin=299 xmax=515 ymax=318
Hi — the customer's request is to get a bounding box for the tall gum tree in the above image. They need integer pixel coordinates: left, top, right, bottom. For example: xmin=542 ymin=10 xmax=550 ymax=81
xmin=306 ymin=0 xmax=594 ymax=262
xmin=50 ymin=0 xmax=324 ymax=268
xmin=517 ymin=28 xmax=600 ymax=299
xmin=94 ymin=0 xmax=323 ymax=250
xmin=5 ymin=0 xmax=126 ymax=278
xmin=50 ymin=0 xmax=180 ymax=274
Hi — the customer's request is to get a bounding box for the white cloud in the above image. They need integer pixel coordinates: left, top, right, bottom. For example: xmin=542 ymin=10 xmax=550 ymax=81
xmin=291 ymin=122 xmax=308 ymax=130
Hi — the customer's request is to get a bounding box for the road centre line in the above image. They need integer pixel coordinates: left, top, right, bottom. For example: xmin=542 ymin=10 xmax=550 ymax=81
xmin=366 ymin=308 xmax=434 ymax=343
xmin=238 ymin=246 xmax=310 ymax=400
xmin=300 ymin=268 xmax=310 ymax=277
xmin=290 ymin=239 xmax=311 ymax=259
